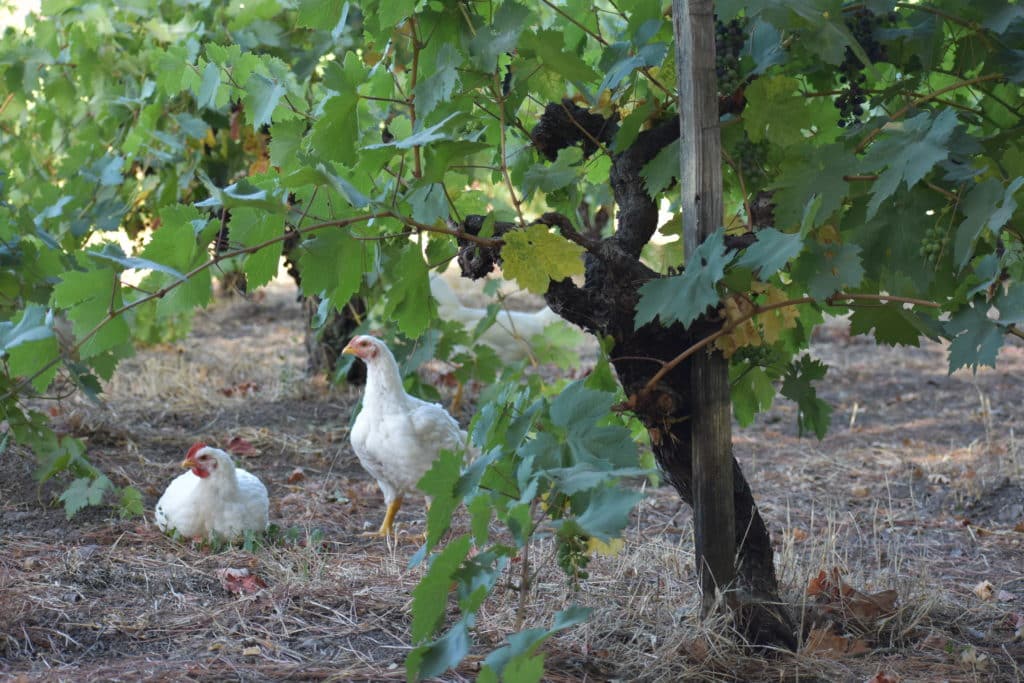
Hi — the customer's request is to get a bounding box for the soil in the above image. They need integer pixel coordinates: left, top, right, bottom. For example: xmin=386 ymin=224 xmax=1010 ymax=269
xmin=1 ymin=280 xmax=1022 ymax=682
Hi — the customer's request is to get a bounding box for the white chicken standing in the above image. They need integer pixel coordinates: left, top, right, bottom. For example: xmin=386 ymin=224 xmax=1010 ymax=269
xmin=154 ymin=443 xmax=269 ymax=541
xmin=429 ymin=274 xmax=562 ymax=363
xmin=342 ymin=334 xmax=471 ymax=537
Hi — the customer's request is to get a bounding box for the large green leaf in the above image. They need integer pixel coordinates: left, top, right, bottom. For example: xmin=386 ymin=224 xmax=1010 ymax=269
xmin=634 ymin=228 xmax=731 ymax=329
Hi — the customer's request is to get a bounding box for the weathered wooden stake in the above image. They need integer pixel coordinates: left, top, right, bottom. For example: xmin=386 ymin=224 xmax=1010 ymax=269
xmin=672 ymin=0 xmax=737 ymax=615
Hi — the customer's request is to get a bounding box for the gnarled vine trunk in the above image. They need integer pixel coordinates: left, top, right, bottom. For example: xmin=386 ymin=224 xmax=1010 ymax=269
xmin=457 ymin=102 xmax=796 ymax=649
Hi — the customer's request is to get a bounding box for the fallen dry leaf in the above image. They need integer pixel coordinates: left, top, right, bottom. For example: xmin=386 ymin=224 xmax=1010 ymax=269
xmin=219 ymin=381 xmax=260 ymax=398
xmin=973 ymin=580 xmax=995 ymax=601
xmin=959 ymin=645 xmax=989 ymax=670
xmin=866 ymin=672 xmax=900 ymax=683
xmin=227 ymin=436 xmax=258 ymax=456
xmin=242 ymin=645 xmax=261 ymax=656
xmin=997 ymin=589 xmax=1015 ymax=602
xmin=1014 ymin=521 xmax=1024 ymax=533
xmin=287 ymin=467 xmax=306 ymax=484
xmin=216 ymin=567 xmax=267 ymax=595
xmin=806 ymin=568 xmax=898 ymax=623
xmin=803 ymin=627 xmax=871 ymax=657
xmin=850 ymin=485 xmax=871 ymax=498
xmin=789 ymin=527 xmax=809 ymax=542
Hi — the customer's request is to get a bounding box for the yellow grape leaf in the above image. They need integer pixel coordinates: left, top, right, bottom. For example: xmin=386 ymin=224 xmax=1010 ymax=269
xmin=501 ymin=223 xmax=585 ymax=294
xmin=754 ymin=281 xmax=799 ymax=343
xmin=587 ymin=536 xmax=625 ymax=556
xmin=715 ymin=294 xmax=760 ymax=358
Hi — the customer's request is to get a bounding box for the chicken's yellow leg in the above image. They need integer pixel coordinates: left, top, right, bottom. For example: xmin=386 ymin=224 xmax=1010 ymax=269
xmin=376 ymin=496 xmax=403 ymax=537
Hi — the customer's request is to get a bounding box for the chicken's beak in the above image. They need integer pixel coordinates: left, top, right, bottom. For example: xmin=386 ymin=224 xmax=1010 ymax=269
xmin=180 ymin=458 xmax=194 ymax=469
xmin=341 ymin=343 xmax=358 ymax=357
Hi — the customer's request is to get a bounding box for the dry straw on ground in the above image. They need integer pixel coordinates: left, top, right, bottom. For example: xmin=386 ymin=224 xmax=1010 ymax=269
xmin=2 ymin=280 xmax=1023 ymax=681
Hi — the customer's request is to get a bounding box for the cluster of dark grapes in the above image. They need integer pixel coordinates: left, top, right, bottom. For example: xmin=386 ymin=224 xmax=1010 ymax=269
xmin=835 ymin=9 xmax=896 ymax=128
xmin=919 ymin=224 xmax=947 ymax=263
xmin=715 ymin=18 xmax=746 ymax=98
xmin=733 ymin=132 xmax=769 ymax=192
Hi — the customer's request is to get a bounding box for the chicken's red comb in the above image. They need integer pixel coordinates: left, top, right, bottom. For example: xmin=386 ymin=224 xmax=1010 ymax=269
xmin=185 ymin=442 xmax=208 ymax=460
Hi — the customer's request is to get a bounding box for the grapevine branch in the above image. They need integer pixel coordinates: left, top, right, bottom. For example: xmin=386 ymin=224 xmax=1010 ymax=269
xmin=631 ymin=292 xmax=942 ymax=405
xmin=0 ymin=212 xmax=385 ymax=404
xmin=855 ymin=73 xmax=1004 ymax=153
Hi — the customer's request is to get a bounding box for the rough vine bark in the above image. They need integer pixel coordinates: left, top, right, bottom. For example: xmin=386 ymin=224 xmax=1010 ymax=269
xmin=457 ymin=104 xmax=797 ymax=649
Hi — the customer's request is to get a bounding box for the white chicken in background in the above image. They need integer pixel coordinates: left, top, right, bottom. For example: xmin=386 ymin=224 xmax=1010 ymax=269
xmin=429 ymin=274 xmax=562 ymax=364
xmin=154 ymin=443 xmax=269 ymax=541
xmin=342 ymin=334 xmax=472 ymax=537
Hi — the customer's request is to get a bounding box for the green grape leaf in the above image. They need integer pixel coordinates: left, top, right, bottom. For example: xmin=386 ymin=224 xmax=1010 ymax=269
xmin=848 ymin=303 xmax=930 ymax=346
xmin=522 ymin=147 xmax=584 ymax=198
xmin=945 ymin=301 xmax=1004 ymax=373
xmin=520 ymin=29 xmax=600 ymax=84
xmin=406 ymin=619 xmax=471 ymax=683
xmin=7 ymin=336 xmax=60 ymax=393
xmin=268 ymin=119 xmax=306 ymax=172
xmin=735 ymin=228 xmax=804 ymax=277
xmin=118 ymin=486 xmax=145 ymax=518
xmin=412 ymin=43 xmax=461 ymax=121
xmin=196 ymin=175 xmax=289 ymax=213
xmin=634 ymin=228 xmax=730 ymax=329
xmin=640 ymin=138 xmax=679 ymax=198
xmin=296 ymin=0 xmax=348 ymax=32
xmin=598 ymin=42 xmax=668 ymax=94
xmin=407 ymin=182 xmax=448 ymax=225
xmin=0 ymin=304 xmax=54 ymax=352
xmin=731 ymin=362 xmax=776 ymax=427
xmin=743 ymin=76 xmax=811 ymax=148
xmin=228 ymin=208 xmax=283 ymax=289
xmin=366 ymin=112 xmax=460 ymax=151
xmin=296 ymin=229 xmax=367 ymax=306
xmin=418 ymin=448 xmax=463 ymax=549
xmin=567 ymin=486 xmax=645 ymax=541
xmin=792 ymin=241 xmax=864 ymax=300
xmin=501 ymin=223 xmax=585 ymax=294
xmin=954 ymin=177 xmax=1024 ymax=269
xmin=141 ymin=206 xmax=213 ymax=315
xmin=196 ymin=61 xmax=220 ymax=109
xmin=862 ymin=109 xmax=958 ymax=218
xmin=52 ymin=267 xmax=131 ymax=359
xmin=59 ymin=474 xmax=112 ymax=519
xmin=310 ymin=95 xmax=359 ymax=166
xmin=481 ymin=605 xmax=591 ymax=679
xmin=85 ymin=242 xmax=186 ymax=281
xmin=467 ymin=2 xmax=531 ymax=73
xmin=410 ymin=534 xmax=471 ymax=642
xmin=383 ymin=247 xmax=432 ymax=337
xmin=773 ymin=144 xmax=858 ymax=229
xmin=780 ymin=355 xmax=832 ymax=439
xmin=243 ymin=73 xmax=287 ymax=130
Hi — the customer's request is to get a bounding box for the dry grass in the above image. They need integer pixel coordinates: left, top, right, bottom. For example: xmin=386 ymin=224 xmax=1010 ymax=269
xmin=2 ymin=280 xmax=1023 ymax=682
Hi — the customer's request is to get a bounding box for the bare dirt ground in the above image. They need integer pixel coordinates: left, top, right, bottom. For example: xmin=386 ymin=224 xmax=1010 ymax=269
xmin=2 ymin=279 xmax=1023 ymax=682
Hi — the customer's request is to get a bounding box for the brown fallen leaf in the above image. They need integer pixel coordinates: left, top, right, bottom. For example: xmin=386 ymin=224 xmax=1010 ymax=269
xmin=219 ymin=381 xmax=260 ymax=398
xmin=866 ymin=672 xmax=900 ymax=683
xmin=807 ymin=568 xmax=898 ymax=623
xmin=227 ymin=436 xmax=258 ymax=456
xmin=803 ymin=627 xmax=871 ymax=657
xmin=287 ymin=467 xmax=306 ymax=484
xmin=973 ymin=580 xmax=995 ymax=601
xmin=789 ymin=527 xmax=809 ymax=543
xmin=216 ymin=567 xmax=267 ymax=595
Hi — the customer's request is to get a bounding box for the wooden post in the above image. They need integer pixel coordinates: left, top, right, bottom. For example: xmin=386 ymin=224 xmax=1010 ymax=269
xmin=672 ymin=0 xmax=737 ymax=615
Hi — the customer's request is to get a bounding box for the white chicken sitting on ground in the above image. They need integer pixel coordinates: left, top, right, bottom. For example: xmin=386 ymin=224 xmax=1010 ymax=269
xmin=342 ymin=334 xmax=472 ymax=537
xmin=154 ymin=443 xmax=269 ymax=541
xmin=429 ymin=274 xmax=562 ymax=364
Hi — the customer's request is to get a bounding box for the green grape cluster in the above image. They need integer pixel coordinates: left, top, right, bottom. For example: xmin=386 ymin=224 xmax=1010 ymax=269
xmin=715 ymin=18 xmax=746 ymax=98
xmin=733 ymin=131 xmax=769 ymax=192
xmin=919 ymin=225 xmax=947 ymax=262
xmin=556 ymin=534 xmax=591 ymax=583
